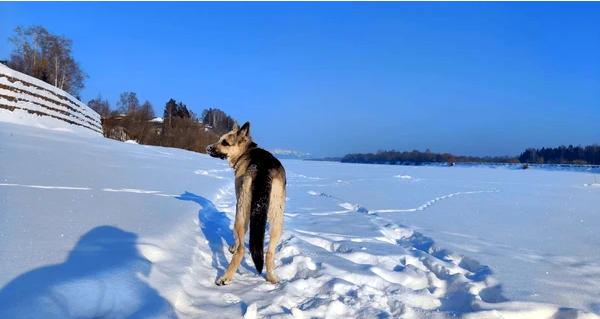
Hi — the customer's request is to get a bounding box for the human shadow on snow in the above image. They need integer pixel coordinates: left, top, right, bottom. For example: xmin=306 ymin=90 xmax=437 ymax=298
xmin=0 ymin=225 xmax=177 ymax=319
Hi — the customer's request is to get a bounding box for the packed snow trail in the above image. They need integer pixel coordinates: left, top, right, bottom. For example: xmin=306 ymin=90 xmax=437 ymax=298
xmin=1 ymin=122 xmax=599 ymax=318
xmin=154 ymin=173 xmax=596 ymax=318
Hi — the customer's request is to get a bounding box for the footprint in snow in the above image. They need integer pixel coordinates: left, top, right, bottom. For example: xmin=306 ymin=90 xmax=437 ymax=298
xmin=222 ymin=293 xmax=240 ymax=304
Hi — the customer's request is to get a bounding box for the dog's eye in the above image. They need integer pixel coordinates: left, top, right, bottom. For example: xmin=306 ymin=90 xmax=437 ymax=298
xmin=221 ymin=140 xmax=229 ymax=146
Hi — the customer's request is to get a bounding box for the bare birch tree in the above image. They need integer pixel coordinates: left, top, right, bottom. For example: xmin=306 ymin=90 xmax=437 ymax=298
xmin=8 ymin=26 xmax=86 ymax=96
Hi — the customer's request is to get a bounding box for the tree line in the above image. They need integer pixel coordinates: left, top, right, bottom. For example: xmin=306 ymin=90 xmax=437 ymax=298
xmin=341 ymin=150 xmax=518 ymax=165
xmin=89 ymin=93 xmax=236 ymax=153
xmin=519 ymin=145 xmax=600 ymax=165
xmin=342 ymin=145 xmax=600 ymax=166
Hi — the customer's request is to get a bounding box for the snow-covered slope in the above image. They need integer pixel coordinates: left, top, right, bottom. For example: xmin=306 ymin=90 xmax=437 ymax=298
xmin=0 ymin=63 xmax=102 ymax=135
xmin=0 ymin=122 xmax=598 ymax=318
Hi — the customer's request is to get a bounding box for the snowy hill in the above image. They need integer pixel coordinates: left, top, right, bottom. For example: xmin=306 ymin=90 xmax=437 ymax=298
xmin=0 ymin=63 xmax=101 ymax=135
xmin=0 ymin=121 xmax=599 ymax=318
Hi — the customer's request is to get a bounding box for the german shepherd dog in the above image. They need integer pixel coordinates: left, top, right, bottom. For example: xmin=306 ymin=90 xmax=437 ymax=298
xmin=206 ymin=122 xmax=285 ymax=285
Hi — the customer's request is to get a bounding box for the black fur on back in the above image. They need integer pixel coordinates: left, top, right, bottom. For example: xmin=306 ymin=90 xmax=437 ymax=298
xmin=248 ymin=147 xmax=283 ymax=274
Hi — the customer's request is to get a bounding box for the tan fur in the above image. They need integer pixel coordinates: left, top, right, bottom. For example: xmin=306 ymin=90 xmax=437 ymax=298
xmin=266 ymin=172 xmax=285 ymax=283
xmin=206 ymin=122 xmax=285 ymax=285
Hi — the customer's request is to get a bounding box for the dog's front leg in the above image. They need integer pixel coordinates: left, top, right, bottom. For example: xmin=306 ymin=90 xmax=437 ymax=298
xmin=228 ymin=208 xmax=240 ymax=255
xmin=217 ymin=175 xmax=252 ymax=286
xmin=228 ymin=208 xmax=249 ymax=254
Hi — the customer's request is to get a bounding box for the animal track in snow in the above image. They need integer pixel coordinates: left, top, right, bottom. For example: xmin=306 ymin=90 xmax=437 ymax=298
xmin=0 ymin=183 xmax=91 ymax=190
xmin=372 ymin=190 xmax=499 ymax=213
xmin=0 ymin=183 xmax=180 ymax=197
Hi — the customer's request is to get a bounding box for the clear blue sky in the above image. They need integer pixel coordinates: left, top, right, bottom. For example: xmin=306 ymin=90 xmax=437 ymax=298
xmin=1 ymin=2 xmax=599 ymax=157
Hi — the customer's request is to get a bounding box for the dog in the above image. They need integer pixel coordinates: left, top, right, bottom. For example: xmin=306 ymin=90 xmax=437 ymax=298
xmin=206 ymin=122 xmax=286 ymax=285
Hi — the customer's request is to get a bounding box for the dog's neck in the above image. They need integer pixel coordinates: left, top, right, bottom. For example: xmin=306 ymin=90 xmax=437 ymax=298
xmin=228 ymin=142 xmax=258 ymax=172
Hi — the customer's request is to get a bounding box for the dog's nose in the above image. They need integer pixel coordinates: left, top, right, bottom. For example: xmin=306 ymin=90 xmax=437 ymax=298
xmin=206 ymin=145 xmax=214 ymax=153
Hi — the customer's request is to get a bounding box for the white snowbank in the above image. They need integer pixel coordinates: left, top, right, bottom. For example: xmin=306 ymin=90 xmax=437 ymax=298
xmin=0 ymin=63 xmax=101 ymax=135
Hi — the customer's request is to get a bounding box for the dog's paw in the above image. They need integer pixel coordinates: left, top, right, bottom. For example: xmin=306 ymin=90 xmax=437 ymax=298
xmin=266 ymin=273 xmax=279 ymax=284
xmin=228 ymin=244 xmax=237 ymax=254
xmin=215 ymin=276 xmax=232 ymax=286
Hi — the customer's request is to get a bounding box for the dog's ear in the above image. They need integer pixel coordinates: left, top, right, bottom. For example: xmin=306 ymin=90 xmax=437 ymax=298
xmin=232 ymin=122 xmax=239 ymax=131
xmin=238 ymin=121 xmax=250 ymax=137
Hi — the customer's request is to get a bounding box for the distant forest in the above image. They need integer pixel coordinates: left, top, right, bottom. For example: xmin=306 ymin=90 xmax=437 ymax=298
xmin=89 ymin=92 xmax=236 ymax=153
xmin=519 ymin=145 xmax=600 ymax=165
xmin=342 ymin=145 xmax=600 ymax=166
xmin=341 ymin=150 xmax=518 ymax=165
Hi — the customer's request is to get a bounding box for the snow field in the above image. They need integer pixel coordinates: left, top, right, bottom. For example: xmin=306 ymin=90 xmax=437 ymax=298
xmin=0 ymin=121 xmax=599 ymax=318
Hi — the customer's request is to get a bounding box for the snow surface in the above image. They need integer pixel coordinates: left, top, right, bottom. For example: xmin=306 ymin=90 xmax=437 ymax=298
xmin=1 ymin=121 xmax=599 ymax=318
xmin=0 ymin=107 xmax=98 ymax=136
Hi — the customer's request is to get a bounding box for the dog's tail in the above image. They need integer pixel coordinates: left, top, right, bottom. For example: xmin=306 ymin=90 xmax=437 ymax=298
xmin=249 ymin=171 xmax=271 ymax=274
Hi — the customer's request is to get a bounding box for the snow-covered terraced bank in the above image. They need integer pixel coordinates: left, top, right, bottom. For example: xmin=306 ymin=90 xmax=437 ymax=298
xmin=0 ymin=64 xmax=102 ymax=135
xmin=0 ymin=121 xmax=599 ymax=318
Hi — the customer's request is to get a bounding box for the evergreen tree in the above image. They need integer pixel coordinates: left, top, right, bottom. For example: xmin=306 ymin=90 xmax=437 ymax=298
xmin=518 ymin=145 xmax=600 ymax=165
xmin=175 ymin=102 xmax=190 ymax=119
xmin=163 ymin=98 xmax=177 ymax=128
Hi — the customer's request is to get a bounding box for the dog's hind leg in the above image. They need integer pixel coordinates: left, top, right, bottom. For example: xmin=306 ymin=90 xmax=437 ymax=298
xmin=266 ymin=176 xmax=285 ymax=284
xmin=266 ymin=218 xmax=282 ymax=284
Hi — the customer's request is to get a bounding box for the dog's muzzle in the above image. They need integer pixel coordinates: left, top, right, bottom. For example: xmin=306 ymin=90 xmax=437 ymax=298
xmin=206 ymin=145 xmax=226 ymax=159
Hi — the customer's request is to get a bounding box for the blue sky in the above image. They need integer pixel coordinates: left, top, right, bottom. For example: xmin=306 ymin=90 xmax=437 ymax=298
xmin=1 ymin=2 xmax=599 ymax=157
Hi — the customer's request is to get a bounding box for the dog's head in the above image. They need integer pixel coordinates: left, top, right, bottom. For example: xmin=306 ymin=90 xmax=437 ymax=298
xmin=206 ymin=121 xmax=255 ymax=162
